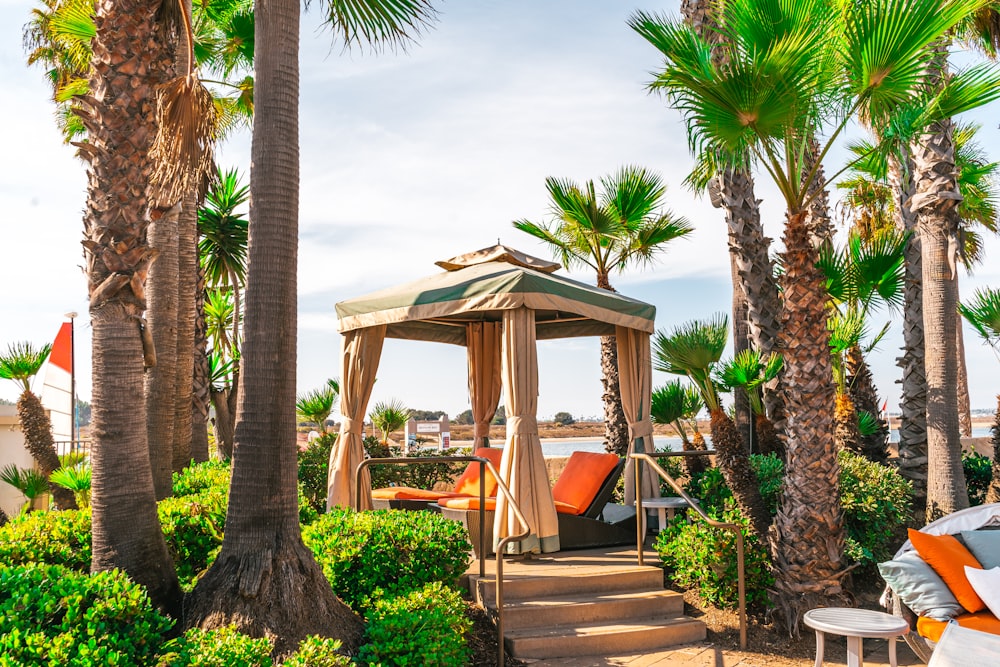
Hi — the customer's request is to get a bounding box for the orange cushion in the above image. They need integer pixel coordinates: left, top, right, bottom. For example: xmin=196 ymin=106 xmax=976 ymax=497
xmin=909 ymin=529 xmax=985 ymax=613
xmin=553 ymin=500 xmax=580 ymax=514
xmin=438 ymin=497 xmax=496 ymax=511
xmin=371 ymin=487 xmax=454 ymax=501
xmin=551 ymin=452 xmax=620 ymax=516
xmin=452 ymin=447 xmax=504 ymax=497
xmin=916 ymin=611 xmax=1000 ymax=642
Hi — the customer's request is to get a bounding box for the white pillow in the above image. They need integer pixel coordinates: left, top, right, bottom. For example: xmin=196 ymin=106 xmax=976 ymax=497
xmin=964 ymin=565 xmax=1000 ymax=618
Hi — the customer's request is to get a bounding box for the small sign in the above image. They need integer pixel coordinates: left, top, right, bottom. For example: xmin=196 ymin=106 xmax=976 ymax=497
xmin=416 ymin=423 xmax=441 ymax=434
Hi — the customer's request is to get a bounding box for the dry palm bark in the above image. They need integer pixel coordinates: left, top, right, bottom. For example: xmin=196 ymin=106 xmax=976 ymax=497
xmin=145 ymin=203 xmax=180 ymax=499
xmin=185 ymin=0 xmax=362 ymax=651
xmin=598 ymin=276 xmax=629 ymax=457
xmin=834 ymin=394 xmax=863 ymax=455
xmin=845 ymin=345 xmax=889 ymax=463
xmin=710 ymin=409 xmax=772 ymax=542
xmin=956 ymin=312 xmax=972 ymax=437
xmin=16 ymin=391 xmax=78 ymax=510
xmin=79 ymin=0 xmax=181 ymax=615
xmin=173 ymin=191 xmax=197 ymax=467
xmin=913 ymin=50 xmax=969 ymax=521
xmin=769 ymin=211 xmax=847 ymax=631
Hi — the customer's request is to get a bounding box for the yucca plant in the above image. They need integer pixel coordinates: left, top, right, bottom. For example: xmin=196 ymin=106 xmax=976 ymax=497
xmin=0 ymin=464 xmax=49 ymax=513
xmin=369 ymin=399 xmax=411 ymax=447
xmin=960 ymin=286 xmax=1000 ymax=503
xmin=716 ymin=349 xmax=784 ymax=458
xmin=50 ymin=462 xmax=92 ymax=508
xmin=650 ymin=379 xmax=707 ymax=475
xmin=296 ymin=380 xmax=340 ymax=434
xmin=653 ymin=314 xmax=771 ymax=543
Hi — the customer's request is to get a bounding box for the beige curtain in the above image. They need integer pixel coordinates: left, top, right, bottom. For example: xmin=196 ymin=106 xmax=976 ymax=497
xmin=466 ymin=322 xmax=503 ymax=448
xmin=493 ymin=308 xmax=560 ymax=554
xmin=617 ymin=326 xmax=659 ymax=506
xmin=326 ymin=324 xmax=386 ymax=510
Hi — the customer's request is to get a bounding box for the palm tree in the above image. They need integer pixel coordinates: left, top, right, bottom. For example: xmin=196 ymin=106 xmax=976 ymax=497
xmin=296 ymin=380 xmax=339 ymax=434
xmin=632 ymin=0 xmax=996 ymax=626
xmin=204 ymin=288 xmax=240 ymax=458
xmin=369 ymin=399 xmax=410 ymax=446
xmin=0 ymin=464 xmax=50 ymax=514
xmin=185 ymin=0 xmax=437 ymax=652
xmin=514 ymin=165 xmax=693 ymax=457
xmin=653 ymin=314 xmax=771 ymax=543
xmin=959 ymin=286 xmax=1000 ymax=503
xmin=0 ymin=342 xmax=77 ymax=510
xmin=715 ymin=348 xmax=784 ymax=458
xmin=650 ymin=379 xmax=707 ymax=475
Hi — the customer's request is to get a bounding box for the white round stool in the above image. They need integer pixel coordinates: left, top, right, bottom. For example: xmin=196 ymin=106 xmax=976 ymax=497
xmin=635 ymin=496 xmax=698 ymax=534
xmin=803 ymin=607 xmax=909 ymax=667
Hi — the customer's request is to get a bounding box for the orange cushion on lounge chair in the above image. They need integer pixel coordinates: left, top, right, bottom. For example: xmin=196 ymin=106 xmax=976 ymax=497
xmin=438 ymin=497 xmax=497 ymax=511
xmin=909 ymin=529 xmax=986 ymax=613
xmin=916 ymin=611 xmax=1000 ymax=642
xmin=371 ymin=487 xmax=459 ymax=501
xmin=452 ymin=447 xmax=503 ymax=496
xmin=551 ymin=452 xmax=620 ymax=516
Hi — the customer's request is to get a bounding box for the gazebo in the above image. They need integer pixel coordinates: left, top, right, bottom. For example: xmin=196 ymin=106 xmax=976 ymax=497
xmin=325 ymin=245 xmax=659 ymax=554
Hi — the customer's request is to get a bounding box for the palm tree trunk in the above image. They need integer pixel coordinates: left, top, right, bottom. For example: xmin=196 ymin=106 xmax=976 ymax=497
xmin=709 ymin=409 xmax=771 ymax=543
xmin=834 ymin=393 xmax=863 ymax=455
xmin=845 ymin=345 xmax=889 ymax=463
xmin=185 ymin=0 xmax=362 ymax=651
xmin=596 ymin=274 xmax=630 ymax=457
xmin=889 ymin=150 xmax=928 ymax=510
xmin=955 ymin=310 xmax=972 ymax=438
xmin=145 ymin=203 xmax=179 ymax=500
xmin=914 ymin=88 xmax=970 ymax=520
xmin=730 ymin=259 xmax=754 ymax=450
xmin=191 ymin=263 xmax=211 ymax=461
xmin=986 ymin=394 xmax=1000 ymax=505
xmin=16 ymin=391 xmax=78 ymax=510
xmin=81 ymin=0 xmax=180 ymax=615
xmin=803 ymin=135 xmax=836 ymax=248
xmin=211 ymin=386 xmax=235 ymax=460
xmin=769 ymin=210 xmax=847 ymax=632
xmin=173 ymin=192 xmax=197 ymax=468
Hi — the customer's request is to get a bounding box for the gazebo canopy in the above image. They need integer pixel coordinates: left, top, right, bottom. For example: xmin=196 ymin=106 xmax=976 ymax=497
xmin=335 ymin=245 xmax=656 ymax=345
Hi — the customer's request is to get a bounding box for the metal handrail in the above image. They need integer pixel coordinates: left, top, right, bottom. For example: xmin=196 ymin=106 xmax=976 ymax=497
xmin=355 ymin=455 xmax=530 ymax=666
xmin=630 ymin=450 xmax=747 ymax=649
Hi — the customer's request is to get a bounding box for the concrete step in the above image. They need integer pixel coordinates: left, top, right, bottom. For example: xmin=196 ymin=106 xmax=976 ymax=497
xmin=495 ymin=588 xmax=685 ymax=631
xmin=504 ymin=616 xmax=707 ymax=659
xmin=470 ymin=566 xmax=664 ymax=604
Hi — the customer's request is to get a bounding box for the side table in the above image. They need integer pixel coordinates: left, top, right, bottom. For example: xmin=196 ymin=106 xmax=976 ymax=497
xmin=803 ymin=607 xmax=909 ymax=667
xmin=635 ymin=496 xmax=698 ymax=534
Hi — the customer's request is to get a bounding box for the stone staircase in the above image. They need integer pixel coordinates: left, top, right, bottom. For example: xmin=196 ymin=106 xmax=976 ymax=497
xmin=469 ymin=564 xmax=706 ymax=660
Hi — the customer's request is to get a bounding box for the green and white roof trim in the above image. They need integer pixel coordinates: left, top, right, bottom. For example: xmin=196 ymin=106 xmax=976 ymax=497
xmin=335 ymin=245 xmax=656 ymax=345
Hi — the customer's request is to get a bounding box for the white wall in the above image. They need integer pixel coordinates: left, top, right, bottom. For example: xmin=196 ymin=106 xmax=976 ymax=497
xmin=0 ymin=406 xmax=35 ymax=517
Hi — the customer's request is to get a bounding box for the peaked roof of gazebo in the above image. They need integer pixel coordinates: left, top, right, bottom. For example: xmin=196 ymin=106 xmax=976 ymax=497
xmin=335 ymin=245 xmax=656 ymax=345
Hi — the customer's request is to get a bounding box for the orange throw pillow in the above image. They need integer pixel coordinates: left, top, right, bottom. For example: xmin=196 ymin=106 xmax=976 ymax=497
xmin=452 ymin=447 xmax=503 ymax=497
xmin=552 ymin=452 xmax=620 ymax=516
xmin=908 ymin=528 xmax=985 ymax=613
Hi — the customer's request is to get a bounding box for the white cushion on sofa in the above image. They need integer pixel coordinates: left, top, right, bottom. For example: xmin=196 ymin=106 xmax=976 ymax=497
xmin=965 ymin=565 xmax=1000 ymax=619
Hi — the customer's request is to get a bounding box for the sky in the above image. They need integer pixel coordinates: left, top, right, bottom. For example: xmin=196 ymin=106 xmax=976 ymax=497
xmin=2 ymin=0 xmax=999 ymax=422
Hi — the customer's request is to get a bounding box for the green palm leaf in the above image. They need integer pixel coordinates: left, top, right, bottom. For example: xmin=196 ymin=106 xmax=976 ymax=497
xmin=0 ymin=342 xmax=52 ymax=393
xmin=199 ymin=167 xmax=249 ymax=289
xmin=651 ymin=381 xmax=687 ymax=426
xmin=960 ymin=286 xmax=1000 ymax=350
xmin=369 ymin=398 xmax=411 ymax=444
xmin=653 ymin=314 xmax=728 ymax=412
xmin=323 ymin=0 xmax=437 ymax=52
xmin=296 ymin=381 xmax=339 ymax=433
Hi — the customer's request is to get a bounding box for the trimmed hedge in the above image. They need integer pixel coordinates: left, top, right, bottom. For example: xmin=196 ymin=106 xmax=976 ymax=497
xmin=302 ymin=507 xmax=471 ymax=612
xmin=0 ymin=563 xmax=173 ymax=666
xmin=283 ymin=636 xmax=351 ymax=667
xmin=155 ymin=626 xmax=273 ymax=666
xmin=0 ymin=509 xmax=91 ymax=572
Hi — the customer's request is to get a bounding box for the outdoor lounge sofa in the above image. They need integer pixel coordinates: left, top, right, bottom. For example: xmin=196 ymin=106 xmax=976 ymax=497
xmin=370 ymin=446 xmax=504 ymax=511
xmin=436 ymin=451 xmax=637 ymax=556
xmin=879 ymin=502 xmax=1000 ymax=662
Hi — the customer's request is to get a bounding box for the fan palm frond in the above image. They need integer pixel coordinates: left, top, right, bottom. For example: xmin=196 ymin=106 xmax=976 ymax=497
xmin=0 ymin=342 xmax=52 ymax=393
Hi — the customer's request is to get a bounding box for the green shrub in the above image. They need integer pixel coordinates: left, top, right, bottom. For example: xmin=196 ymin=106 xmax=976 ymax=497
xmin=157 ymin=490 xmax=227 ymax=591
xmin=0 ymin=508 xmax=91 ymax=571
xmin=685 ymin=454 xmax=783 ymax=517
xmin=156 ymin=626 xmax=273 ymax=666
xmin=838 ymin=450 xmax=912 ymax=569
xmin=0 ymin=563 xmax=173 ymax=666
xmin=357 ymin=582 xmax=471 ymax=667
xmin=963 ymin=452 xmax=993 ymax=506
xmin=654 ymin=507 xmax=773 ymax=609
xmin=173 ymin=460 xmax=231 ymax=497
xmin=299 ymin=433 xmax=337 ymax=514
xmin=302 ymin=507 xmax=471 ymax=612
xmin=364 ymin=441 xmax=466 ymax=492
xmin=284 ymin=636 xmax=351 ymax=667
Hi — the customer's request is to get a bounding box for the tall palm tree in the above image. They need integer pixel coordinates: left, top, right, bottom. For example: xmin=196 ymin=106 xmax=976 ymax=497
xmin=959 ymin=286 xmax=1000 ymax=503
xmin=650 ymin=379 xmax=707 ymax=475
xmin=654 ymin=315 xmax=772 ymax=542
xmin=185 ymin=0 xmax=437 ymax=652
xmin=204 ymin=288 xmax=240 ymax=457
xmin=715 ymin=348 xmax=784 ymax=458
xmin=631 ymin=0 xmax=996 ymax=627
xmin=514 ymin=165 xmax=693 ymax=457
xmin=0 ymin=342 xmax=78 ymax=511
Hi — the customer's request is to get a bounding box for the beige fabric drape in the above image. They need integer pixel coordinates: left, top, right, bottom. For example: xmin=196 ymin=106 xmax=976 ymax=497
xmin=466 ymin=322 xmax=503 ymax=448
xmin=617 ymin=326 xmax=659 ymax=506
xmin=493 ymin=308 xmax=560 ymax=554
xmin=326 ymin=325 xmax=386 ymax=510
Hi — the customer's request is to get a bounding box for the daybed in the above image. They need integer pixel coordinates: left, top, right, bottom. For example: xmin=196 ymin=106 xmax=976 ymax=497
xmin=436 ymin=451 xmax=637 ymax=556
xmin=879 ymin=502 xmax=1000 ymax=662
xmin=370 ymin=446 xmax=503 ymax=511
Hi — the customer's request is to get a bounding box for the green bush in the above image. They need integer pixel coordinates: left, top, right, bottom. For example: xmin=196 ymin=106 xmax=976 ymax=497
xmin=299 ymin=433 xmax=337 ymax=513
xmin=173 ymin=460 xmax=232 ymax=497
xmin=685 ymin=454 xmax=783 ymax=516
xmin=0 ymin=563 xmax=173 ymax=666
xmin=654 ymin=507 xmax=773 ymax=609
xmin=157 ymin=490 xmax=227 ymax=591
xmin=284 ymin=636 xmax=351 ymax=667
xmin=364 ymin=439 xmax=466 ymax=492
xmin=156 ymin=626 xmax=273 ymax=666
xmin=838 ymin=450 xmax=912 ymax=569
xmin=0 ymin=509 xmax=91 ymax=572
xmin=357 ymin=582 xmax=472 ymax=667
xmin=302 ymin=507 xmax=471 ymax=612
xmin=963 ymin=452 xmax=993 ymax=506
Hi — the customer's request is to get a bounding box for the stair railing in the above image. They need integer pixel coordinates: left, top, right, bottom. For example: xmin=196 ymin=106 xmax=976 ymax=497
xmin=630 ymin=451 xmax=747 ymax=649
xmin=356 ymin=454 xmax=530 ymax=666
